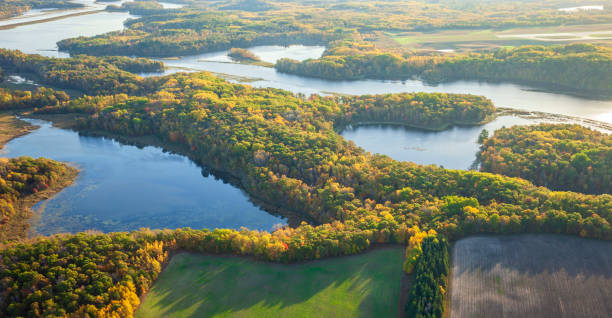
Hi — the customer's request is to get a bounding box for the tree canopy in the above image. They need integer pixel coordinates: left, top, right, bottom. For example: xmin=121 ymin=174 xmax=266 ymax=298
xmin=478 ymin=123 xmax=612 ymax=195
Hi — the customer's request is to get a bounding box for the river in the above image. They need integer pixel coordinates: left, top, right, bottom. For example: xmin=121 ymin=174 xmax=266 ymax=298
xmin=151 ymin=45 xmax=612 ymax=169
xmin=0 ymin=8 xmax=610 ymax=233
xmin=153 ymin=49 xmax=612 ymax=124
xmin=0 ymin=10 xmax=134 ymax=58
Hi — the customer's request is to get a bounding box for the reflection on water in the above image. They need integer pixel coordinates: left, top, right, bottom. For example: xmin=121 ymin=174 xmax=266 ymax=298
xmin=341 ymin=116 xmax=538 ymax=170
xmin=558 ymin=5 xmax=604 ymax=12
xmin=1 ymin=119 xmax=285 ymax=235
xmin=158 ymin=2 xmax=185 ymax=9
xmin=163 ymin=45 xmax=325 ymax=65
xmin=151 ymin=46 xmax=612 ymax=124
xmin=1 ymin=6 xmax=610 ymax=123
xmin=0 ymin=0 xmax=133 ymax=27
xmin=0 ymin=4 xmax=610 ymax=233
xmin=0 ymin=11 xmax=134 ymax=58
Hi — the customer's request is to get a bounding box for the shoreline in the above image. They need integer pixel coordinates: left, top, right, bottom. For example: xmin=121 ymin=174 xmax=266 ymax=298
xmin=0 ymin=113 xmax=79 ymax=242
xmin=338 ymin=109 xmax=612 ymax=135
xmin=498 ymin=107 xmax=612 ymax=133
xmin=275 ymin=68 xmax=612 ymax=101
xmin=205 ymin=58 xmax=275 ymax=68
xmin=0 ymin=163 xmax=78 ymax=243
xmin=24 ymin=108 xmax=611 ymax=234
xmin=0 ymin=9 xmax=104 ymax=31
xmin=0 ymin=112 xmax=39 ymax=149
xmin=338 ymin=115 xmax=496 ymax=133
xmin=24 ymin=112 xmax=318 ymax=228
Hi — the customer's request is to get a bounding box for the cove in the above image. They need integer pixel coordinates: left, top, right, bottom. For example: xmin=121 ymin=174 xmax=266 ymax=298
xmin=1 ymin=119 xmax=286 ymax=235
xmin=340 ymin=115 xmax=535 ymax=170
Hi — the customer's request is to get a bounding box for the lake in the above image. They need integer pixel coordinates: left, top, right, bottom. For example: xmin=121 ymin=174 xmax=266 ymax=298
xmin=2 ymin=5 xmax=610 ymax=124
xmin=558 ymin=5 xmax=604 ymax=12
xmin=0 ymin=9 xmax=611 ymax=234
xmin=153 ymin=49 xmax=612 ymax=124
xmin=1 ymin=119 xmax=285 ymax=235
xmin=0 ymin=11 xmax=135 ymax=58
xmin=340 ymin=115 xmax=537 ymax=170
xmin=147 ymin=45 xmax=612 ymax=168
xmin=158 ymin=2 xmax=185 ymax=9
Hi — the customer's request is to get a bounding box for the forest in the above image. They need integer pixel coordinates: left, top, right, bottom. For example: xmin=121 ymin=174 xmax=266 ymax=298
xmin=57 ymin=0 xmax=612 ymax=58
xmin=0 ymin=50 xmax=164 ymax=95
xmin=335 ymin=92 xmax=495 ymax=130
xmin=0 ymin=0 xmax=611 ymax=316
xmin=478 ymin=124 xmax=612 ymax=195
xmin=57 ymin=11 xmax=339 ymax=57
xmin=0 ymin=87 xmax=69 ymax=110
xmin=277 ymin=43 xmax=612 ymax=95
xmin=20 ymin=62 xmax=612 ymax=243
xmin=0 ymin=157 xmax=73 ymax=241
xmin=0 ymin=46 xmax=609 ymax=317
xmin=405 ymin=235 xmax=449 ymax=318
xmin=228 ymin=48 xmax=262 ymax=63
xmin=106 ymin=1 xmax=166 ymax=15
xmin=53 ymin=1 xmax=612 ymax=95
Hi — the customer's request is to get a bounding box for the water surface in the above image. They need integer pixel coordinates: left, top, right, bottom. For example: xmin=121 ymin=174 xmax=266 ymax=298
xmin=558 ymin=5 xmax=604 ymax=12
xmin=341 ymin=115 xmax=536 ymax=169
xmin=153 ymin=47 xmax=612 ymax=123
xmin=158 ymin=2 xmax=185 ymax=9
xmin=1 ymin=119 xmax=285 ymax=235
xmin=154 ymin=45 xmax=326 ymax=76
xmin=0 ymin=8 xmax=611 ymax=233
xmin=2 ymin=6 xmax=610 ymax=124
xmin=0 ymin=11 xmax=134 ymax=58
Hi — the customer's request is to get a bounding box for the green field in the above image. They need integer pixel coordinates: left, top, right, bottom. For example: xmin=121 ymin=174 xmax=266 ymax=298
xmin=135 ymin=247 xmax=404 ymax=318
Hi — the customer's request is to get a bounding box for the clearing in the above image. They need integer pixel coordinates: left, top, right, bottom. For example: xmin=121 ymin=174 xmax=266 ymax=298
xmin=136 ymin=247 xmax=404 ymax=318
xmin=383 ymin=23 xmax=612 ymax=51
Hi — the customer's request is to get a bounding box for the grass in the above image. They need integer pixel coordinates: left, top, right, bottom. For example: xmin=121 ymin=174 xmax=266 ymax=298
xmin=590 ymin=33 xmax=612 ymax=38
xmin=135 ymin=247 xmax=404 ymax=318
xmin=389 ymin=30 xmax=497 ymax=45
xmin=0 ymin=112 xmax=37 ymax=148
xmin=384 ymin=23 xmax=612 ymax=49
xmin=450 ymin=235 xmax=612 ymax=318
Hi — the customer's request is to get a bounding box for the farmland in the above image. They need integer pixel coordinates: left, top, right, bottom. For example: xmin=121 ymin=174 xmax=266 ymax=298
xmin=450 ymin=235 xmax=612 ymax=318
xmin=383 ymin=23 xmax=612 ymax=51
xmin=1 ymin=0 xmax=612 ymax=317
xmin=135 ymin=247 xmax=404 ymax=318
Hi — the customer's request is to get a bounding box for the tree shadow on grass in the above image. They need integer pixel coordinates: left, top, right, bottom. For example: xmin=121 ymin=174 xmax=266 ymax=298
xmin=136 ymin=247 xmax=404 ymax=318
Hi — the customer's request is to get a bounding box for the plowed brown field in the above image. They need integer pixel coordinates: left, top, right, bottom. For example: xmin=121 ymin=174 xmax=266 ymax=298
xmin=450 ymin=235 xmax=612 ymax=318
